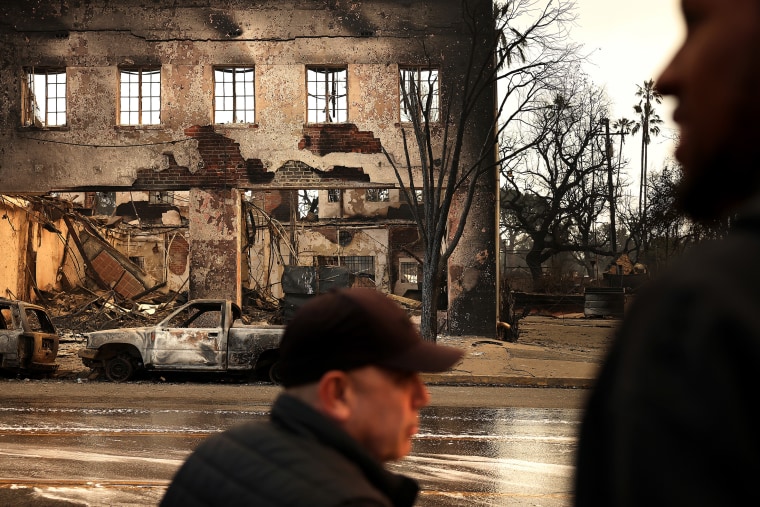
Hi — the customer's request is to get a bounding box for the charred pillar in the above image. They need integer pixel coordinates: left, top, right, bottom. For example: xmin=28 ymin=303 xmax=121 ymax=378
xmin=447 ymin=174 xmax=497 ymax=337
xmin=188 ymin=188 xmax=242 ymax=306
xmin=445 ymin=0 xmax=498 ymax=337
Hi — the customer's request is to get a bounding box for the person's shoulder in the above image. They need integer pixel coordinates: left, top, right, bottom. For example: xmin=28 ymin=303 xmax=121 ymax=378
xmin=620 ymin=230 xmax=760 ymax=344
xmin=669 ymin=231 xmax=760 ymax=289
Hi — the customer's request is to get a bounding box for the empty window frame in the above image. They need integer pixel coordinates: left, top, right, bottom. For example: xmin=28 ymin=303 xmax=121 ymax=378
xmin=214 ymin=67 xmax=255 ymax=124
xmin=149 ymin=191 xmax=176 ymax=204
xmin=366 ymin=188 xmax=390 ymax=202
xmin=129 ymin=256 xmax=146 ymax=270
xmin=316 ymin=255 xmax=375 ymax=280
xmin=93 ymin=192 xmax=116 ymax=215
xmin=163 ymin=302 xmax=224 ymax=329
xmin=399 ymin=260 xmax=419 ymax=284
xmin=399 ymin=67 xmax=439 ymax=123
xmin=297 ymin=189 xmax=319 ymax=219
xmin=0 ymin=307 xmax=10 ymax=329
xmin=307 ymin=67 xmax=347 ymax=123
xmin=404 ymin=188 xmax=424 ymax=204
xmin=119 ymin=67 xmax=161 ymax=125
xmin=327 ymin=189 xmax=341 ymax=203
xmin=315 ymin=255 xmax=339 ymax=267
xmin=343 ymin=255 xmax=375 ymax=281
xmin=24 ymin=307 xmax=56 ymax=334
xmin=22 ymin=68 xmax=67 ymax=127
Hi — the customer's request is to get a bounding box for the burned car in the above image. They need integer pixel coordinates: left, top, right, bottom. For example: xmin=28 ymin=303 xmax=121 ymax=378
xmin=0 ymin=298 xmax=59 ymax=374
xmin=78 ymin=299 xmax=283 ymax=382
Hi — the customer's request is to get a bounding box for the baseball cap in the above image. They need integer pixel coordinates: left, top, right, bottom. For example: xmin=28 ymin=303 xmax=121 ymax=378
xmin=278 ymin=288 xmax=464 ymax=387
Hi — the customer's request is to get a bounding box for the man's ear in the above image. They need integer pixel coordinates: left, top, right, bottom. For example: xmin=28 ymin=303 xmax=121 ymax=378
xmin=316 ymin=370 xmax=352 ymax=422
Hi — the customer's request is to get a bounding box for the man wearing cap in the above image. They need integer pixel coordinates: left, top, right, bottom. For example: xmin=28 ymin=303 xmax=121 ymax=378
xmin=161 ymin=288 xmax=463 ymax=507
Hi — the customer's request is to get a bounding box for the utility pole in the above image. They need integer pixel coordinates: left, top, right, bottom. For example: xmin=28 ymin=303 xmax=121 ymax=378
xmin=601 ymin=118 xmax=617 ymax=255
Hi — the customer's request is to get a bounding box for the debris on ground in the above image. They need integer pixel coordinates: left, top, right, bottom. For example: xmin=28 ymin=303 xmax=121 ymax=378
xmin=40 ymin=287 xmax=282 ymax=336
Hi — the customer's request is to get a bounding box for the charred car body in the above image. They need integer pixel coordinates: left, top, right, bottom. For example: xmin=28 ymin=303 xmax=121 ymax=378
xmin=78 ymin=299 xmax=283 ymax=382
xmin=0 ymin=298 xmax=59 ymax=374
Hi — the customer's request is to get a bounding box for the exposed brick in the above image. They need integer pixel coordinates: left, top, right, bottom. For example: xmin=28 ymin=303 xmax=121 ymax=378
xmin=168 ymin=234 xmax=189 ymax=276
xmin=131 ymin=126 xmax=273 ymax=190
xmin=272 ymin=161 xmax=370 ymax=187
xmin=91 ymin=250 xmax=144 ymax=299
xmin=299 ymin=123 xmax=383 ymax=156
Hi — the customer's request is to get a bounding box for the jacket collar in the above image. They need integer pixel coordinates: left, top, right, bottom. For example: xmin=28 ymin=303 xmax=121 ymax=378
xmin=271 ymin=394 xmax=419 ymax=507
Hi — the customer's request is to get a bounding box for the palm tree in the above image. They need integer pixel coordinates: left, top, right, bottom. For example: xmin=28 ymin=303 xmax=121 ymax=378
xmin=631 ymin=79 xmax=663 ymax=249
xmin=606 ymin=116 xmax=635 ymax=254
xmin=611 ymin=117 xmax=635 ymax=182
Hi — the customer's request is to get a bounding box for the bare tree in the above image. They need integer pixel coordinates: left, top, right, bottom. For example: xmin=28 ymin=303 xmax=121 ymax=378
xmin=383 ymin=0 xmax=577 ymax=340
xmin=501 ymin=76 xmax=615 ymax=289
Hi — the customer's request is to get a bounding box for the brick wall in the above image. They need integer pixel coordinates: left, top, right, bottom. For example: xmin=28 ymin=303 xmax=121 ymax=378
xmin=90 ymin=250 xmax=145 ymax=299
xmin=132 ymin=125 xmax=272 ymax=190
xmin=266 ymin=190 xmax=292 ymax=222
xmin=132 ymin=125 xmax=381 ymax=190
xmin=167 ymin=234 xmax=188 ymax=276
xmin=271 ymin=160 xmax=369 ymax=186
xmin=299 ymin=124 xmax=382 ymax=156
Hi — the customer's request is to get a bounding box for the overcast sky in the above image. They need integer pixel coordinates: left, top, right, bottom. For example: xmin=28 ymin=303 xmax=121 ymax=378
xmin=570 ymin=0 xmax=684 ymax=176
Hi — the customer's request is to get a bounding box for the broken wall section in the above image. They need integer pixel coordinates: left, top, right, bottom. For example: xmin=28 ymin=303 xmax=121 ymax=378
xmin=245 ymin=219 xmax=391 ymax=300
xmin=73 ymin=225 xmax=161 ymax=300
xmin=0 ymin=196 xmax=84 ymax=302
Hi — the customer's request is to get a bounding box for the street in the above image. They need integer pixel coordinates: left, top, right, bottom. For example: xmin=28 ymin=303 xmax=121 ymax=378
xmin=0 ymin=380 xmax=590 ymax=506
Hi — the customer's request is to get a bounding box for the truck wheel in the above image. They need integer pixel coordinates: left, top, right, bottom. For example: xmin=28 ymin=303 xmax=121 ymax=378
xmin=268 ymin=361 xmax=282 ymax=385
xmin=105 ymin=355 xmax=134 ymax=382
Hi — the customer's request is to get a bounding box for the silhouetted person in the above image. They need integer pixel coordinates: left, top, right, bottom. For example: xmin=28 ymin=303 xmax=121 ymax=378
xmin=575 ymin=1 xmax=760 ymax=505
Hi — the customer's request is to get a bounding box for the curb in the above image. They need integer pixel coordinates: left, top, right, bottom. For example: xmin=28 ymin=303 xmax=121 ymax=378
xmin=420 ymin=374 xmax=595 ymax=389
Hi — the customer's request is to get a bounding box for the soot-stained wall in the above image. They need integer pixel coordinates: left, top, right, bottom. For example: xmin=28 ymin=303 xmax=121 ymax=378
xmin=0 ymin=0 xmax=497 ymax=336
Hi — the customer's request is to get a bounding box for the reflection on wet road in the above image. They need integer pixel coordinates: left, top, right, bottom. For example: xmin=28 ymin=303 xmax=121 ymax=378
xmin=397 ymin=407 xmax=579 ymax=506
xmin=0 ymin=389 xmax=581 ymax=506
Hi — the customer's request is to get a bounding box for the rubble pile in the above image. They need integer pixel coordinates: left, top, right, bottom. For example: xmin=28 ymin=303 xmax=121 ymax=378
xmin=39 ymin=288 xmax=282 ymax=336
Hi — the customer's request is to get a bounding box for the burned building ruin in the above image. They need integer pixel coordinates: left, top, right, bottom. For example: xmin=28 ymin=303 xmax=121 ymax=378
xmin=0 ymin=0 xmax=498 ymax=336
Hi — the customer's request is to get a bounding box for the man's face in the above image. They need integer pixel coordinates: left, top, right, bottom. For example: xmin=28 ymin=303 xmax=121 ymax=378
xmin=343 ymin=366 xmax=430 ymax=462
xmin=657 ymin=0 xmax=760 ymax=220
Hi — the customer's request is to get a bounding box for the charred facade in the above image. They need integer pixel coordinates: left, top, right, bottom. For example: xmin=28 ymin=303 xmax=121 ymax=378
xmin=0 ymin=0 xmax=497 ymax=336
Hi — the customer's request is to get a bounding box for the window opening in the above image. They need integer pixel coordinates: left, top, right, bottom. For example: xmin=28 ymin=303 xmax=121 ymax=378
xmin=344 ymin=255 xmax=376 ymax=284
xmin=315 ymin=255 xmax=375 ymax=283
xmin=307 ymin=67 xmax=347 ymax=123
xmin=0 ymin=307 xmax=13 ymax=329
xmin=25 ymin=308 xmax=55 ymax=333
xmin=400 ymin=260 xmax=419 ymax=284
xmin=23 ymin=68 xmax=67 ymax=127
xmin=400 ymin=67 xmax=439 ymax=123
xmin=150 ymin=191 xmax=174 ymax=204
xmin=297 ymin=189 xmax=319 ymax=219
xmin=93 ymin=192 xmax=116 ymax=215
xmin=366 ymin=188 xmax=390 ymax=202
xmin=404 ymin=189 xmax=424 ymax=206
xmin=327 ymin=189 xmax=341 ymax=203
xmin=120 ymin=67 xmax=161 ymax=125
xmin=214 ymin=67 xmax=255 ymax=124
xmin=315 ymin=256 xmax=339 ymax=267
xmin=129 ymin=256 xmax=145 ymax=270
xmin=164 ymin=303 xmax=224 ymax=329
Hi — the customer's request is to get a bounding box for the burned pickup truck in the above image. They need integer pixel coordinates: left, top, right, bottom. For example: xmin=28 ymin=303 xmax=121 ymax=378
xmin=78 ymin=299 xmax=284 ymax=382
xmin=0 ymin=298 xmax=59 ymax=375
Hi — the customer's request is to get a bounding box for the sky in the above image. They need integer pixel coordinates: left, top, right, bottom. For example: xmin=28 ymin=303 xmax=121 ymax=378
xmin=569 ymin=0 xmax=685 ymax=180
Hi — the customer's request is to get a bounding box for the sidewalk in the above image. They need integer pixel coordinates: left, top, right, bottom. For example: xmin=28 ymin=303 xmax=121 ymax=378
xmin=54 ymin=315 xmax=617 ymax=387
xmin=421 ymin=316 xmax=618 ymax=388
